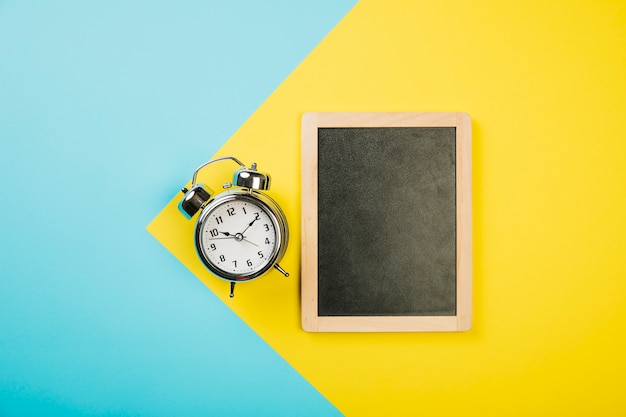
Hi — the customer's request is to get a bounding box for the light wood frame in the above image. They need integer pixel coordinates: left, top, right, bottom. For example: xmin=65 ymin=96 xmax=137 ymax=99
xmin=301 ymin=112 xmax=472 ymax=332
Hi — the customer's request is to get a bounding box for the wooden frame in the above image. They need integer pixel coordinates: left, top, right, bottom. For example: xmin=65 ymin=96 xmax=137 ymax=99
xmin=301 ymin=112 xmax=472 ymax=332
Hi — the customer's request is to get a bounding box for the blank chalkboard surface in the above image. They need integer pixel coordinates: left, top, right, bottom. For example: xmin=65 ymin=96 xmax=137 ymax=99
xmin=301 ymin=112 xmax=472 ymax=332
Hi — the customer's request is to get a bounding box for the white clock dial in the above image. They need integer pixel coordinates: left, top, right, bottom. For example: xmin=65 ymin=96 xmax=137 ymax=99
xmin=197 ymin=197 xmax=279 ymax=279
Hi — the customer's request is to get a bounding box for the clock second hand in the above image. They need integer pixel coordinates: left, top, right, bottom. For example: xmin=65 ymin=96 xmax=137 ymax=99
xmin=241 ymin=238 xmax=258 ymax=247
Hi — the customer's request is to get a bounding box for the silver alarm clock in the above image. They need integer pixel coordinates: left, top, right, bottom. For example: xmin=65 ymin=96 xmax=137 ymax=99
xmin=179 ymin=156 xmax=289 ymax=297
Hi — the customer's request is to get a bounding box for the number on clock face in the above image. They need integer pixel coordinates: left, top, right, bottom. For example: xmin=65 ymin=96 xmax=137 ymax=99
xmin=198 ymin=199 xmax=277 ymax=276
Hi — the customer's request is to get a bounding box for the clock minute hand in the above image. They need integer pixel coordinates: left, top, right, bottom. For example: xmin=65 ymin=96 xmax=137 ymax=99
xmin=239 ymin=217 xmax=258 ymax=235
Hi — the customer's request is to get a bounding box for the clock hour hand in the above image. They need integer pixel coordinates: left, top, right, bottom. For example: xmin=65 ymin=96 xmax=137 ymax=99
xmin=212 ymin=231 xmax=257 ymax=246
xmin=207 ymin=231 xmax=236 ymax=240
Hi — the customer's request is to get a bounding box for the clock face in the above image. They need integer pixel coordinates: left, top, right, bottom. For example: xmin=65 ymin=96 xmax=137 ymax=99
xmin=196 ymin=195 xmax=280 ymax=280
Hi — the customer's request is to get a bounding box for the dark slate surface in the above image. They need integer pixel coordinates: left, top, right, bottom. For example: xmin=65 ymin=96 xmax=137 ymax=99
xmin=317 ymin=127 xmax=457 ymax=316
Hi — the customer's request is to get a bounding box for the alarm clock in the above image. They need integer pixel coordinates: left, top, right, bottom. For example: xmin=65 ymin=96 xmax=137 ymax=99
xmin=179 ymin=156 xmax=289 ymax=297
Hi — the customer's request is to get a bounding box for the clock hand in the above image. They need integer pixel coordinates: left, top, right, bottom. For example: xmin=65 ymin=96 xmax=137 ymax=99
xmin=241 ymin=238 xmax=258 ymax=247
xmin=212 ymin=232 xmax=257 ymax=246
xmin=239 ymin=217 xmax=258 ymax=235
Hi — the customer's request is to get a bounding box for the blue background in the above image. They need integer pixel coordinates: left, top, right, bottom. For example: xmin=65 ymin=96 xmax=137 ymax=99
xmin=0 ymin=1 xmax=355 ymax=415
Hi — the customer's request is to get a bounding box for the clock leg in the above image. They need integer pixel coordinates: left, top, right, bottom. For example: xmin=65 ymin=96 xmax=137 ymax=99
xmin=274 ymin=264 xmax=289 ymax=277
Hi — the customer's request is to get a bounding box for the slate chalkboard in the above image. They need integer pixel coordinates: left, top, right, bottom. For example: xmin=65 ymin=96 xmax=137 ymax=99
xmin=301 ymin=113 xmax=472 ymax=332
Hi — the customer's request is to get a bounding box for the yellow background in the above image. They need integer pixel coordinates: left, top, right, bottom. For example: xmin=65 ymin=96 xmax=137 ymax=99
xmin=148 ymin=0 xmax=626 ymax=415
